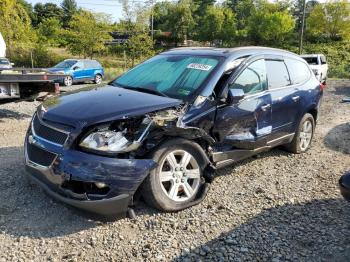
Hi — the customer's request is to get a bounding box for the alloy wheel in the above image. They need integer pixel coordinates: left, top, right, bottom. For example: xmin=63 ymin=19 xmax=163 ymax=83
xmin=159 ymin=150 xmax=201 ymax=202
xmin=95 ymin=75 xmax=102 ymax=84
xmin=299 ymin=119 xmax=313 ymax=151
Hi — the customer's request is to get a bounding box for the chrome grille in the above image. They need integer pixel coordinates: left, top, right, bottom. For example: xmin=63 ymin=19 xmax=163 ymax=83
xmin=32 ymin=115 xmax=68 ymax=145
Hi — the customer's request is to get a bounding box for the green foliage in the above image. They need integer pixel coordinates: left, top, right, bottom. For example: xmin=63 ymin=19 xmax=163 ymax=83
xmin=2 ymin=0 xmax=350 ymax=80
xmin=37 ymin=18 xmax=65 ymax=47
xmin=248 ymin=1 xmax=295 ymax=45
xmin=307 ymin=0 xmax=350 ymax=41
xmin=104 ymin=67 xmax=126 ymax=82
xmin=155 ymin=0 xmax=195 ymax=44
xmin=65 ymin=11 xmax=112 ymax=58
xmin=125 ymin=33 xmax=154 ymax=66
xmin=196 ymin=6 xmax=236 ymax=46
xmin=225 ymin=0 xmax=255 ymax=32
xmin=0 ymin=0 xmax=36 ymax=53
xmin=193 ymin=0 xmax=215 ymax=17
xmin=8 ymin=45 xmax=66 ymax=68
xmin=61 ymin=0 xmax=78 ymax=28
xmin=33 ymin=3 xmax=63 ymax=27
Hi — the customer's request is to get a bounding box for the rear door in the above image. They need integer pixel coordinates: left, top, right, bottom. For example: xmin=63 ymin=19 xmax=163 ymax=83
xmin=213 ymin=58 xmax=272 ymax=149
xmin=266 ymin=57 xmax=300 ymax=139
xmin=83 ymin=60 xmax=95 ymax=80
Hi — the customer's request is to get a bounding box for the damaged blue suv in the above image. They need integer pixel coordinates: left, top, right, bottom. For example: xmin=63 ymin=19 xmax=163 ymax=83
xmin=25 ymin=47 xmax=323 ymax=219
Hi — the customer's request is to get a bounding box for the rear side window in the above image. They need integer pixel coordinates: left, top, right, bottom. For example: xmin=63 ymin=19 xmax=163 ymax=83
xmin=285 ymin=58 xmax=311 ymax=85
xmin=83 ymin=61 xmax=93 ymax=68
xmin=266 ymin=60 xmax=290 ymax=89
xmin=302 ymin=57 xmax=318 ymax=65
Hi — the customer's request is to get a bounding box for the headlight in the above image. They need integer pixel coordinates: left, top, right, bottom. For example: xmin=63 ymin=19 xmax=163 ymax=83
xmin=79 ymin=117 xmax=153 ymax=153
xmin=80 ymin=130 xmax=131 ymax=152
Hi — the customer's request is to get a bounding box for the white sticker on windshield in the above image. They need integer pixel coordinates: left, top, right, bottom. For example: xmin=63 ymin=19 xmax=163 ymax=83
xmin=187 ymin=63 xmax=213 ymax=71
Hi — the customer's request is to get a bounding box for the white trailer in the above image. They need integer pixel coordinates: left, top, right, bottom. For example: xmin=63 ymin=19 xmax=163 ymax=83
xmin=0 ymin=32 xmax=64 ymax=100
xmin=0 ymin=32 xmax=6 ymax=58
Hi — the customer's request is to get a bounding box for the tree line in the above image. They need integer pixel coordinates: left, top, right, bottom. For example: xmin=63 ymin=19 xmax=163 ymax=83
xmin=0 ymin=0 xmax=349 ymax=70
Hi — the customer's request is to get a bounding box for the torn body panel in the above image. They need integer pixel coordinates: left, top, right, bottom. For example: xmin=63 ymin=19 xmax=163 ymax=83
xmin=213 ymin=92 xmax=272 ymax=150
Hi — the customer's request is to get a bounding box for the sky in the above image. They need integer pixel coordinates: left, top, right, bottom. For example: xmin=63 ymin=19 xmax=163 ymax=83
xmin=27 ymin=0 xmax=327 ymax=22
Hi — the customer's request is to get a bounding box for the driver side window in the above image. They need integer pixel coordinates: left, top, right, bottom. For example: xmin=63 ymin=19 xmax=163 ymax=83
xmin=229 ymin=59 xmax=267 ymax=95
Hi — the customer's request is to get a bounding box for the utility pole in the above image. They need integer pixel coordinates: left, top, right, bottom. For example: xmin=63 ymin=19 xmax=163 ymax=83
xmin=149 ymin=0 xmax=155 ymax=41
xmin=299 ymin=0 xmax=306 ymax=55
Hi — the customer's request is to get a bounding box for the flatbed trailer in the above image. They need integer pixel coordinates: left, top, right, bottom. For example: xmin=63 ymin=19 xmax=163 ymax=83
xmin=0 ymin=68 xmax=64 ymax=100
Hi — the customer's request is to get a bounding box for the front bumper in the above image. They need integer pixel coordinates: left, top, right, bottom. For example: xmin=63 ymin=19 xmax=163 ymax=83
xmin=24 ymin=128 xmax=157 ymax=219
xmin=339 ymin=172 xmax=350 ymax=201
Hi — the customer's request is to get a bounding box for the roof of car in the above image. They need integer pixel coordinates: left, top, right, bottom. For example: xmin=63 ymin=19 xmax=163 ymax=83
xmin=64 ymin=59 xmax=98 ymax=61
xmin=162 ymin=46 xmax=299 ymax=59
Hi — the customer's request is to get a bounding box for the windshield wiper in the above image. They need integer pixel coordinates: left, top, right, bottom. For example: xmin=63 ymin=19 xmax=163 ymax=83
xmin=114 ymin=83 xmax=168 ymax=98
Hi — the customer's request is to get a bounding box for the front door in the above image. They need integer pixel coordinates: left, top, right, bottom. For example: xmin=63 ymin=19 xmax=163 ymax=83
xmin=213 ymin=58 xmax=272 ymax=150
xmin=72 ymin=61 xmax=87 ymax=80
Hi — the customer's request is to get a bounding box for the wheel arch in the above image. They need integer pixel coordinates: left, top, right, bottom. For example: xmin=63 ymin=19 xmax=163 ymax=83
xmin=306 ymin=106 xmax=318 ymax=124
xmin=149 ymin=137 xmax=211 ymax=170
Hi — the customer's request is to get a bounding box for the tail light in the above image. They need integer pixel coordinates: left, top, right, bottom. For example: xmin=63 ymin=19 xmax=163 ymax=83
xmin=320 ymin=83 xmax=325 ymax=91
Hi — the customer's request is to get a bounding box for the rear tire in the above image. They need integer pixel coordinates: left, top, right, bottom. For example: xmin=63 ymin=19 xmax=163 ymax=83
xmin=142 ymin=139 xmax=205 ymax=212
xmin=94 ymin=74 xmax=102 ymax=84
xmin=284 ymin=113 xmax=315 ymax=154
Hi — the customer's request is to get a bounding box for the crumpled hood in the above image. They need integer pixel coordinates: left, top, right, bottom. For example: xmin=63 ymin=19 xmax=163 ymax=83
xmin=40 ymin=85 xmax=182 ymax=128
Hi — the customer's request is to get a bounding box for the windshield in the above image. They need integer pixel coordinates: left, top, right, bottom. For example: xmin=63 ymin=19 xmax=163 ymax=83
xmin=113 ymin=54 xmax=220 ymax=100
xmin=302 ymin=57 xmax=318 ymax=65
xmin=0 ymin=59 xmax=9 ymax=65
xmin=54 ymin=60 xmax=77 ymax=68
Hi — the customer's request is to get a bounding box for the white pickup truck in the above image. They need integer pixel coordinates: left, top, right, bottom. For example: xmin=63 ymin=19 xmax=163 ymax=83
xmin=300 ymin=54 xmax=328 ymax=84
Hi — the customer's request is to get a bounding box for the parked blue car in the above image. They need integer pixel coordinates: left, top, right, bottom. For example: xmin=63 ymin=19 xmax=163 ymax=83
xmin=25 ymin=47 xmax=323 ymax=219
xmin=49 ymin=59 xmax=104 ymax=86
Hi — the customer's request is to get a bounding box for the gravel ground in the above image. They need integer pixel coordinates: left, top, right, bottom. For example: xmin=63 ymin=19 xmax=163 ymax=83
xmin=0 ymin=80 xmax=349 ymax=262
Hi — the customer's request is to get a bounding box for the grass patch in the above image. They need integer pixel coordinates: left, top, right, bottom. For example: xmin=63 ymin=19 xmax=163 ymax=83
xmin=104 ymin=67 xmax=127 ymax=82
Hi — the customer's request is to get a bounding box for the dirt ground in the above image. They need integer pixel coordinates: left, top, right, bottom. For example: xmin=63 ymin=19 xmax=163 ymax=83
xmin=0 ymin=80 xmax=349 ymax=261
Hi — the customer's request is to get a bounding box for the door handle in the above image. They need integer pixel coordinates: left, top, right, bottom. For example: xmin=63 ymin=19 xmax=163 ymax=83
xmin=261 ymin=104 xmax=271 ymax=111
xmin=292 ymin=96 xmax=300 ymax=102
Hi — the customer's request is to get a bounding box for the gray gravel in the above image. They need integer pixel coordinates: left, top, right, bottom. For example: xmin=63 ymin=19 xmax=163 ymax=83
xmin=0 ymin=80 xmax=349 ymax=261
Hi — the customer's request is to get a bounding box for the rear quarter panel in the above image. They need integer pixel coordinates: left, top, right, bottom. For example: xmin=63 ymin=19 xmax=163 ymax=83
xmin=298 ymin=77 xmax=322 ymax=124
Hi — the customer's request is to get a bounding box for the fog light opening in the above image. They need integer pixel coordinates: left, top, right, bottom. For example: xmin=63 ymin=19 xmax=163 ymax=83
xmin=95 ymin=182 xmax=108 ymax=189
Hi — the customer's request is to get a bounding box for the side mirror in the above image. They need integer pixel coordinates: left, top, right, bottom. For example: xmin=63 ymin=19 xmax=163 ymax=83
xmin=73 ymin=66 xmax=79 ymax=70
xmin=227 ymin=88 xmax=244 ymax=104
xmin=10 ymin=63 xmax=14 ymax=66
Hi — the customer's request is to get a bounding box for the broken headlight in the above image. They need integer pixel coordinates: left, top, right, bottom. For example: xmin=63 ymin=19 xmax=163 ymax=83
xmin=80 ymin=130 xmax=130 ymax=152
xmin=79 ymin=117 xmax=153 ymax=153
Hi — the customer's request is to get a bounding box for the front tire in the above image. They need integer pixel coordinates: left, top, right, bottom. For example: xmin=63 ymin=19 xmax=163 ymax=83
xmin=285 ymin=113 xmax=315 ymax=154
xmin=63 ymin=76 xmax=73 ymax=86
xmin=142 ymin=139 xmax=205 ymax=212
